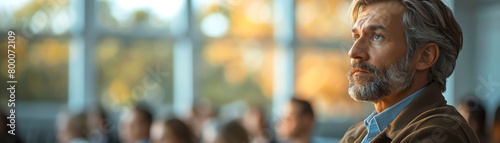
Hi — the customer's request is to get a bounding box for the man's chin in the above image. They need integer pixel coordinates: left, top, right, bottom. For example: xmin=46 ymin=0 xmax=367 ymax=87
xmin=348 ymin=80 xmax=372 ymax=90
xmin=348 ymin=86 xmax=383 ymax=102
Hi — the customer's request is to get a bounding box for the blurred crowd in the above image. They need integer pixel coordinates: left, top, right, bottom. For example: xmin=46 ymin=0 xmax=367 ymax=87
xmin=456 ymin=96 xmax=500 ymax=143
xmin=1 ymin=96 xmax=500 ymax=143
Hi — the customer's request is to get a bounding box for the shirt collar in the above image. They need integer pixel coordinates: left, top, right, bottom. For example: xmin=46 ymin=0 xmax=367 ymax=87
xmin=364 ymin=86 xmax=428 ymax=132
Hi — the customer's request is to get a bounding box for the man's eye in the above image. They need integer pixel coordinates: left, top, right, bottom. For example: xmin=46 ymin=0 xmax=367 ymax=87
xmin=372 ymin=34 xmax=382 ymax=41
xmin=353 ymin=35 xmax=360 ymax=41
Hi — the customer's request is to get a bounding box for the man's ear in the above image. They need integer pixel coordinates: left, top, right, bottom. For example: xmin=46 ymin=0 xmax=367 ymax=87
xmin=415 ymin=43 xmax=439 ymax=71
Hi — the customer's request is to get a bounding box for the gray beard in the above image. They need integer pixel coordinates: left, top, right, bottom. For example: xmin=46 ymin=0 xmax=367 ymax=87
xmin=347 ymin=58 xmax=415 ymax=102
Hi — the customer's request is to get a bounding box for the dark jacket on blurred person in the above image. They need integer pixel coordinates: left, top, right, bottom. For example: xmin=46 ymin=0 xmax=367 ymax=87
xmin=0 ymin=111 xmax=23 ymax=143
xmin=457 ymin=96 xmax=488 ymax=143
xmin=214 ymin=120 xmax=249 ymax=143
xmin=0 ymin=134 xmax=23 ymax=143
xmin=340 ymin=82 xmax=479 ymax=143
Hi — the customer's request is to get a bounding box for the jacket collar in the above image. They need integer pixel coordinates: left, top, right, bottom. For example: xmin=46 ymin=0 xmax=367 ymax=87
xmin=378 ymin=82 xmax=445 ymax=140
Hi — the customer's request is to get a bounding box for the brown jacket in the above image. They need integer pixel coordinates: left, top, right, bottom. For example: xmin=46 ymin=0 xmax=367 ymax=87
xmin=340 ymin=82 xmax=480 ymax=143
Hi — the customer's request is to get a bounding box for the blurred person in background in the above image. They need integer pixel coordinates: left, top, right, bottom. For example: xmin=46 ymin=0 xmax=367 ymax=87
xmin=212 ymin=120 xmax=249 ymax=143
xmin=242 ymin=106 xmax=276 ymax=143
xmin=119 ymin=105 xmax=153 ymax=143
xmin=186 ymin=101 xmax=216 ymax=141
xmin=341 ymin=0 xmax=478 ymax=142
xmin=149 ymin=118 xmax=195 ymax=143
xmin=0 ymin=110 xmax=23 ymax=143
xmin=275 ymin=97 xmax=316 ymax=143
xmin=492 ymin=106 xmax=500 ymax=143
xmin=457 ymin=96 xmax=488 ymax=142
xmin=87 ymin=106 xmax=120 ymax=143
xmin=56 ymin=109 xmax=89 ymax=143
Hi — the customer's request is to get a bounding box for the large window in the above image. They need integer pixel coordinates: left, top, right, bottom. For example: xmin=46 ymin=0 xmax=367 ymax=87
xmin=1 ymin=0 xmax=379 ymax=140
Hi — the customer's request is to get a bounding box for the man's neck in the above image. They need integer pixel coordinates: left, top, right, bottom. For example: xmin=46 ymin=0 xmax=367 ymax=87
xmin=373 ymin=79 xmax=429 ymax=113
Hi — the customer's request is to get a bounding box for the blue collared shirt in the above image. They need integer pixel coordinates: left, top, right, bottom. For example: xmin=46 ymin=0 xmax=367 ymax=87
xmin=361 ymin=86 xmax=427 ymax=143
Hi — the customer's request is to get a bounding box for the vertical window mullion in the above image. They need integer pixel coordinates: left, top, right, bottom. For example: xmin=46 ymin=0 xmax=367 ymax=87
xmin=272 ymin=0 xmax=296 ymax=117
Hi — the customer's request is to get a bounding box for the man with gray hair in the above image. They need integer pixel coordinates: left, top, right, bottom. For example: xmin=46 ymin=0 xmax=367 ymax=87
xmin=340 ymin=0 xmax=479 ymax=142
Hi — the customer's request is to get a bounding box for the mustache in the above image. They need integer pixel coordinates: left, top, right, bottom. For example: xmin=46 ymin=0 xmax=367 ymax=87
xmin=349 ymin=61 xmax=378 ymax=74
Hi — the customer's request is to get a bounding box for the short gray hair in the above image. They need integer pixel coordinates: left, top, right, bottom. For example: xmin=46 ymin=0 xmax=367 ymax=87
xmin=349 ymin=0 xmax=463 ymax=92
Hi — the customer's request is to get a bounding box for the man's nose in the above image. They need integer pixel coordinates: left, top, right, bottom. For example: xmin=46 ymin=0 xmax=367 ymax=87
xmin=348 ymin=39 xmax=369 ymax=62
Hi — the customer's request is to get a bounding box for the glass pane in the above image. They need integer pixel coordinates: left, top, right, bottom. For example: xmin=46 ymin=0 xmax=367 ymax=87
xmin=198 ymin=39 xmax=274 ymax=108
xmin=97 ymin=0 xmax=185 ymax=33
xmin=0 ymin=0 xmax=73 ymax=35
xmin=96 ymin=37 xmax=174 ymax=110
xmin=294 ymin=46 xmax=373 ymax=120
xmin=195 ymin=0 xmax=273 ymax=39
xmin=195 ymin=0 xmax=275 ymax=111
xmin=0 ymin=37 xmax=69 ymax=102
xmin=296 ymin=0 xmax=352 ymax=41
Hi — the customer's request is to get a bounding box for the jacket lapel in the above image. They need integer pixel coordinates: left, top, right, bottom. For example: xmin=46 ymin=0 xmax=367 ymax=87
xmin=384 ymin=82 xmax=446 ymax=139
xmin=356 ymin=129 xmax=368 ymax=143
xmin=371 ymin=127 xmax=392 ymax=143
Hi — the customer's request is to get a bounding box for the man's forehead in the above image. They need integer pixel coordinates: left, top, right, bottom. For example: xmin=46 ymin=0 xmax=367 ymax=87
xmin=354 ymin=2 xmax=405 ymax=28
